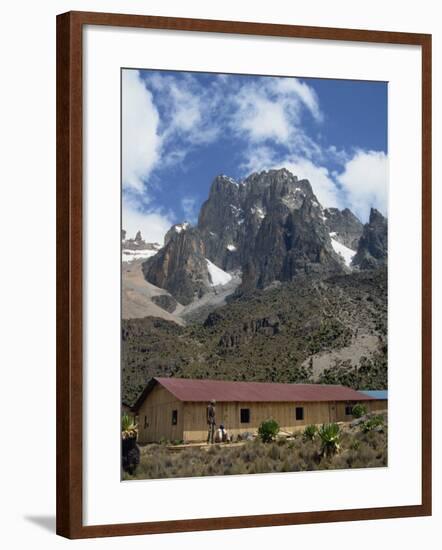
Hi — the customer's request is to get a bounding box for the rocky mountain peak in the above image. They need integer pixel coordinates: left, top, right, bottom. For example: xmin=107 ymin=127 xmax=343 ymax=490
xmin=164 ymin=222 xmax=191 ymax=246
xmin=121 ymin=229 xmax=162 ymax=262
xmin=141 ymin=169 xmax=384 ymax=304
xmin=143 ymin=225 xmax=211 ymax=305
xmin=212 ymin=174 xmax=240 ymax=189
xmin=352 ymin=208 xmax=388 ymax=269
xmin=244 ymin=167 xmax=297 ymax=185
xmin=368 ymin=207 xmax=387 ymax=226
xmin=324 ymin=207 xmax=363 ymax=250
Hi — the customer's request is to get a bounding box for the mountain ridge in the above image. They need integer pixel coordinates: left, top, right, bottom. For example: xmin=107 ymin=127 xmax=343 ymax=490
xmin=121 ymin=168 xmax=388 ymax=405
xmin=140 ymin=169 xmax=387 ymax=305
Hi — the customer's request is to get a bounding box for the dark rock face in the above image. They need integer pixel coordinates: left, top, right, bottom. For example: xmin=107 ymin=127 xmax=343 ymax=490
xmin=219 ymin=316 xmax=281 ymax=348
xmin=151 ymin=294 xmax=178 ymax=313
xmin=198 ymin=170 xmax=319 ymax=273
xmin=244 ymin=196 xmax=344 ymax=290
xmin=352 ymin=208 xmax=388 ymax=269
xmin=199 ymin=169 xmax=346 ymax=292
xmin=164 ymin=223 xmax=191 ymax=246
xmin=141 ymin=169 xmax=381 ymax=303
xmin=324 ymin=207 xmax=363 ymax=249
xmin=198 ymin=175 xmax=244 ymax=271
xmin=142 ymin=226 xmax=211 ymax=305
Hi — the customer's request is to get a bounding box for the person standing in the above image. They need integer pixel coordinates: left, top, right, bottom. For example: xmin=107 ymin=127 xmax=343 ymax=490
xmin=207 ymin=399 xmax=216 ymax=444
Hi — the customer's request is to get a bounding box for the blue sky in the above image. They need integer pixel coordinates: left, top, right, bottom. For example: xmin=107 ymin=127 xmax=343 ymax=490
xmin=122 ymin=69 xmax=387 ymax=243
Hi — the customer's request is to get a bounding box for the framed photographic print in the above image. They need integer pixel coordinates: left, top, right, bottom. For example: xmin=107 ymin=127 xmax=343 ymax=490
xmin=56 ymin=11 xmax=432 ymax=538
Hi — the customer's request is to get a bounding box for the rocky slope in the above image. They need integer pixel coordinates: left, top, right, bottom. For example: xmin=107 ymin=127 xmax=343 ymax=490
xmin=324 ymin=207 xmax=363 ymax=249
xmin=142 ymin=226 xmax=211 ymax=305
xmin=122 ymin=259 xmax=185 ymax=323
xmin=122 ymin=268 xmax=387 ymax=406
xmin=352 ymin=208 xmax=388 ymax=269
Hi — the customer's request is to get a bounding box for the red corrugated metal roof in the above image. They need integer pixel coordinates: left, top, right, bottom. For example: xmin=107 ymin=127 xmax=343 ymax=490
xmin=151 ymin=377 xmax=377 ymax=403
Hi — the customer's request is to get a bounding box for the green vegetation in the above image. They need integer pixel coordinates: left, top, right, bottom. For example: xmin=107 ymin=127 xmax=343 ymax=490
xmin=303 ymin=424 xmax=318 ymax=441
xmin=121 ymin=413 xmax=137 ymax=440
xmin=121 ymin=413 xmax=140 ymax=475
xmin=306 ymin=319 xmax=351 ymax=355
xmin=361 ymin=415 xmax=385 ymax=433
xmin=122 ymin=268 xmax=388 ymax=406
xmin=258 ymin=419 xmax=280 ymax=443
xmin=317 ymin=354 xmax=387 ymax=391
xmin=123 ymin=419 xmax=387 ymax=480
xmin=352 ymin=404 xmax=368 ymax=418
xmin=318 ymin=423 xmax=341 ymax=457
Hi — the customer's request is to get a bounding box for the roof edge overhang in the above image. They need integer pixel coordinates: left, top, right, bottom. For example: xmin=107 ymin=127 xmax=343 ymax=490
xmin=132 ymin=377 xmax=382 ymax=409
xmin=132 ymin=377 xmax=164 ymax=412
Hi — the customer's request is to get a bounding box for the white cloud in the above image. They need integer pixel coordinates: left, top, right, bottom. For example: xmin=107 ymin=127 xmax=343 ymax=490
xmin=146 ymin=72 xmax=220 ymax=146
xmin=337 ymin=150 xmax=388 ymax=221
xmin=234 ymin=93 xmax=290 ymax=143
xmin=240 ymin=145 xmax=277 ymax=174
xmin=270 ymin=78 xmax=323 ymax=122
xmin=241 ymin=148 xmax=340 ymax=209
xmin=168 ymin=83 xmax=202 ymax=132
xmin=242 ymin=146 xmax=388 ymax=220
xmin=122 ymin=70 xmax=162 ymax=192
xmin=181 ymin=197 xmax=198 ymax=224
xmin=231 ymin=77 xmax=323 ymax=149
xmin=122 ymin=70 xmax=387 ymax=226
xmin=122 ymin=198 xmax=174 ymax=245
xmin=326 ymin=145 xmax=351 ymax=166
xmin=282 ymin=159 xmax=341 ymax=208
xmin=122 ymin=72 xmax=325 ymax=191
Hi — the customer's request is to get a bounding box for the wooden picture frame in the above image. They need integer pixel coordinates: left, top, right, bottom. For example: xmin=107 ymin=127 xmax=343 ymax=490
xmin=56 ymin=11 xmax=432 ymax=539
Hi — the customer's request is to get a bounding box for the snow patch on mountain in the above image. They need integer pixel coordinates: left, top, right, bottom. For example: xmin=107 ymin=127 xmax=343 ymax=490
xmin=220 ymin=175 xmax=239 ymax=185
xmin=206 ymin=259 xmax=232 ymax=286
xmin=251 ymin=206 xmax=266 ymax=219
xmin=122 ymin=248 xmax=159 ymax=263
xmin=174 ymin=222 xmax=190 ymax=234
xmin=330 ymin=234 xmax=356 ymax=267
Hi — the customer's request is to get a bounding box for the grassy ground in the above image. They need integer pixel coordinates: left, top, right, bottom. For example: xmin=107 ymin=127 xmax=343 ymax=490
xmin=123 ymin=420 xmax=387 ymax=480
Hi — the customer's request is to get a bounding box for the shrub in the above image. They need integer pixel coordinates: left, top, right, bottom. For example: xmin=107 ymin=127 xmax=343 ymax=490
xmin=361 ymin=415 xmax=384 ymax=433
xmin=121 ymin=413 xmax=137 ymax=440
xmin=121 ymin=414 xmax=139 ymax=474
xmin=126 ymin=418 xmax=387 ymax=480
xmin=303 ymin=424 xmax=318 ymax=441
xmin=258 ymin=419 xmax=280 ymax=443
xmin=352 ymin=404 xmax=368 ymax=418
xmin=318 ymin=423 xmax=341 ymax=457
xmin=299 ymin=440 xmax=321 ymax=469
xmin=268 ymin=444 xmax=281 ymax=461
